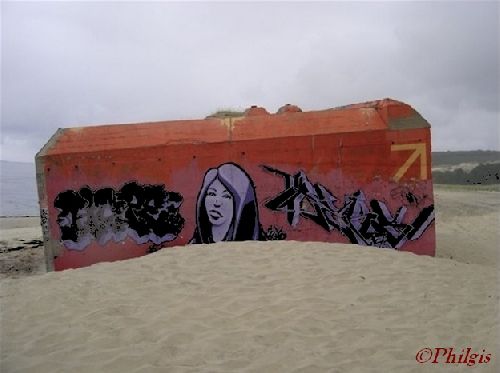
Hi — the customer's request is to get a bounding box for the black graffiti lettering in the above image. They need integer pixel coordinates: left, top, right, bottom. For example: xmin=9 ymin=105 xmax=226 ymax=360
xmin=390 ymin=185 xmax=428 ymax=207
xmin=54 ymin=191 xmax=79 ymax=242
xmin=406 ymin=204 xmax=435 ymax=241
xmin=92 ymin=188 xmax=115 ymax=245
xmin=264 ymin=225 xmax=287 ymax=240
xmin=263 ymin=166 xmax=435 ymax=249
xmin=54 ymin=182 xmax=185 ymax=250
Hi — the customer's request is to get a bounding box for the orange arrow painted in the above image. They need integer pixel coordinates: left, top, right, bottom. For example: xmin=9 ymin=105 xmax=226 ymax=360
xmin=391 ymin=143 xmax=428 ymax=181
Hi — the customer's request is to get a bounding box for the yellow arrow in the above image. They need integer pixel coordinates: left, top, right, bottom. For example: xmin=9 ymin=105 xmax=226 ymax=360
xmin=391 ymin=143 xmax=428 ymax=181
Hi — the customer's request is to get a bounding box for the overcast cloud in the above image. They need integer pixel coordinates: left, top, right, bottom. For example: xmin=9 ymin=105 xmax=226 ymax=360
xmin=1 ymin=1 xmax=498 ymax=162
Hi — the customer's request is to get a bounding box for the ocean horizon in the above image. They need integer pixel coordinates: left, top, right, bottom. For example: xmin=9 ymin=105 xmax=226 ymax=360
xmin=0 ymin=160 xmax=39 ymax=217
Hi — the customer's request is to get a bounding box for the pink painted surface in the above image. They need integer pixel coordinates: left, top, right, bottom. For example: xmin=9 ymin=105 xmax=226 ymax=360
xmin=36 ymin=99 xmax=435 ymax=270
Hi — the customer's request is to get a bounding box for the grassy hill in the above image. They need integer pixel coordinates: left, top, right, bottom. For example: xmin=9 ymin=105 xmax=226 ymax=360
xmin=431 ymin=151 xmax=500 ymax=186
xmin=432 ymin=150 xmax=500 ymax=166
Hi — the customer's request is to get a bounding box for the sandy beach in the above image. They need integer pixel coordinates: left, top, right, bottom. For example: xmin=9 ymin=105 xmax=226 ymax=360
xmin=1 ymin=185 xmax=499 ymax=372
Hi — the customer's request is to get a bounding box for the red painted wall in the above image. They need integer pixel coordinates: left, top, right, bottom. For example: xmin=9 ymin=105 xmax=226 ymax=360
xmin=36 ymin=99 xmax=435 ymax=271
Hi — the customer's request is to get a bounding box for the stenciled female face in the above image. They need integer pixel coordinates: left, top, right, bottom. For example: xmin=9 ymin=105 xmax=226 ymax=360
xmin=204 ymin=179 xmax=234 ymax=227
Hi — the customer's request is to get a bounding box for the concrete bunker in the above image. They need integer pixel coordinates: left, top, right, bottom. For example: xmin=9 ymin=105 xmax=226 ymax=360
xmin=36 ymin=98 xmax=435 ymax=271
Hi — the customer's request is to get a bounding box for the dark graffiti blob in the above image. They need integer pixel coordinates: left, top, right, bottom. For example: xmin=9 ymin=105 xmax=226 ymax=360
xmin=390 ymin=185 xmax=428 ymax=206
xmin=54 ymin=182 xmax=185 ymax=251
xmin=54 ymin=188 xmax=94 ymax=250
xmin=262 ymin=165 xmax=435 ymax=249
xmin=264 ymin=225 xmax=287 ymax=241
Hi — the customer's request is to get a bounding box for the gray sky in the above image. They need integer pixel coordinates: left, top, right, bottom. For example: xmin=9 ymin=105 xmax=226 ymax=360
xmin=2 ymin=1 xmax=499 ymax=162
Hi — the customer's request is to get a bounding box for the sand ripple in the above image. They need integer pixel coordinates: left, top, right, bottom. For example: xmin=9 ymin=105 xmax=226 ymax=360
xmin=1 ymin=241 xmax=498 ymax=372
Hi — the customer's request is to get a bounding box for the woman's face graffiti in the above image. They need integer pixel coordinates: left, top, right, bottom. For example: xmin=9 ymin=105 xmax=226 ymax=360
xmin=204 ymin=179 xmax=234 ymax=227
xmin=189 ymin=163 xmax=261 ymax=244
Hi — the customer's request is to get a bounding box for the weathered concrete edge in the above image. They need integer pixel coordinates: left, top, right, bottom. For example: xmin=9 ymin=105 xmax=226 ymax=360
xmin=35 ymin=128 xmax=65 ymax=272
xmin=388 ymin=112 xmax=431 ymax=130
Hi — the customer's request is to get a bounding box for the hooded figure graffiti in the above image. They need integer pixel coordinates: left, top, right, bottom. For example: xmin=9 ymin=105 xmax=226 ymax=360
xmin=190 ymin=163 xmax=264 ymax=243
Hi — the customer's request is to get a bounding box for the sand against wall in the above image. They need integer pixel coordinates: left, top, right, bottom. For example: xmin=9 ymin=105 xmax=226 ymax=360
xmin=1 ymin=241 xmax=498 ymax=373
xmin=0 ymin=186 xmax=499 ymax=372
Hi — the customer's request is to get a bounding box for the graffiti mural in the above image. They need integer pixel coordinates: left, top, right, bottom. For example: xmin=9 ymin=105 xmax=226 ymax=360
xmin=390 ymin=184 xmax=429 ymax=207
xmin=190 ymin=162 xmax=287 ymax=244
xmin=52 ymin=164 xmax=432 ymax=252
xmin=262 ymin=165 xmax=434 ymax=249
xmin=54 ymin=182 xmax=184 ymax=250
xmin=190 ymin=163 xmax=265 ymax=243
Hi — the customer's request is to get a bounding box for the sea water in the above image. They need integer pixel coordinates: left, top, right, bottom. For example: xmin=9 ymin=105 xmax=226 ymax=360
xmin=0 ymin=161 xmax=39 ymax=216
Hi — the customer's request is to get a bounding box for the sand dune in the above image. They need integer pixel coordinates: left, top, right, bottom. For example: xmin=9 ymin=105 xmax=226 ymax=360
xmin=2 ymin=242 xmax=498 ymax=372
xmin=0 ymin=186 xmax=498 ymax=372
xmin=434 ymin=187 xmax=499 ymax=267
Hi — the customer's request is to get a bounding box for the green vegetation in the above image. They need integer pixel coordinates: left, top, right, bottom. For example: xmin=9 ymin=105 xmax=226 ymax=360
xmin=432 ymin=150 xmax=500 ymax=166
xmin=206 ymin=108 xmax=245 ymax=119
xmin=426 ymin=151 xmax=500 ymax=187
xmin=432 ymin=162 xmax=500 ymax=185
